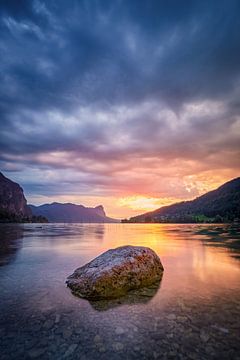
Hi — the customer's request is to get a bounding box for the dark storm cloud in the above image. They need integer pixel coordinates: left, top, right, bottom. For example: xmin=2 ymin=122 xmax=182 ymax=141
xmin=0 ymin=0 xmax=240 ymax=202
xmin=1 ymin=0 xmax=240 ymax=113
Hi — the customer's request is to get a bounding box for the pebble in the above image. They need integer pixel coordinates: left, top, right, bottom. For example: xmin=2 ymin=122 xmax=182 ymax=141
xmin=55 ymin=314 xmax=61 ymax=324
xmin=177 ymin=316 xmax=188 ymax=322
xmin=113 ymin=342 xmax=124 ymax=351
xmin=205 ymin=345 xmax=215 ymax=355
xmin=115 ymin=326 xmax=125 ymax=335
xmin=212 ymin=325 xmax=229 ymax=334
xmin=62 ymin=329 xmax=73 ymax=339
xmin=200 ymin=330 xmax=210 ymax=343
xmin=166 ymin=314 xmax=176 ymax=320
xmin=94 ymin=335 xmax=102 ymax=344
xmin=98 ymin=346 xmax=106 ymax=353
xmin=134 ymin=346 xmax=141 ymax=351
xmin=63 ymin=343 xmax=78 ymax=358
xmin=43 ymin=320 xmax=54 ymax=330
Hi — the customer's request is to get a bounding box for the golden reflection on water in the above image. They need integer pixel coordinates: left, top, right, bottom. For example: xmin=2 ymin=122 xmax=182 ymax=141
xmin=48 ymin=224 xmax=240 ymax=290
xmin=90 ymin=224 xmax=240 ymax=306
xmin=22 ymin=223 xmax=240 ymax=303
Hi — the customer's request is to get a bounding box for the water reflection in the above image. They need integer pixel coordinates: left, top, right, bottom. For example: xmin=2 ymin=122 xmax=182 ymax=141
xmin=194 ymin=224 xmax=240 ymax=260
xmin=92 ymin=224 xmax=105 ymax=241
xmin=0 ymin=223 xmax=239 ymax=359
xmin=23 ymin=223 xmax=105 ymax=241
xmin=0 ymin=224 xmax=23 ymax=266
xmin=88 ymin=278 xmax=163 ymax=311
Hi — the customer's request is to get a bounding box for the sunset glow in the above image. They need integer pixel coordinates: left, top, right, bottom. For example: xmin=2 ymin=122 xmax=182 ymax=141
xmin=0 ymin=1 xmax=239 ymax=219
xmin=118 ymin=196 xmax=178 ymax=212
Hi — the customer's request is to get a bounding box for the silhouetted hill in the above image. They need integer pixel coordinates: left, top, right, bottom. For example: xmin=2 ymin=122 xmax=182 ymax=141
xmin=0 ymin=171 xmax=48 ymax=223
xmin=0 ymin=172 xmax=32 ymax=222
xmin=29 ymin=203 xmax=119 ymax=223
xmin=128 ymin=177 xmax=240 ymax=223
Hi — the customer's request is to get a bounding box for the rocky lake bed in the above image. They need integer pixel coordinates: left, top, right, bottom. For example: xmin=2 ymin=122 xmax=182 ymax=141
xmin=0 ymin=223 xmax=240 ymax=359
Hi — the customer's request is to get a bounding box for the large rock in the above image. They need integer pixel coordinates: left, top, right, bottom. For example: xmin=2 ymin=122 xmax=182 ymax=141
xmin=66 ymin=245 xmax=164 ymax=300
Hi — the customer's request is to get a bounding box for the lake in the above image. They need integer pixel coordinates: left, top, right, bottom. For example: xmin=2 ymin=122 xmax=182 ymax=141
xmin=0 ymin=223 xmax=240 ymax=359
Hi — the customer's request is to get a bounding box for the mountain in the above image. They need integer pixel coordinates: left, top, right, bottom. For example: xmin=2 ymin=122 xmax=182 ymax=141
xmin=128 ymin=177 xmax=240 ymax=223
xmin=0 ymin=171 xmax=48 ymax=223
xmin=29 ymin=202 xmax=119 ymax=223
xmin=0 ymin=171 xmax=32 ymax=221
xmin=0 ymin=171 xmax=117 ymax=223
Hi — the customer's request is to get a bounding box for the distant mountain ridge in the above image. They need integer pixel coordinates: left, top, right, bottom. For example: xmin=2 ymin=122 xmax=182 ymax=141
xmin=128 ymin=177 xmax=240 ymax=223
xmin=0 ymin=171 xmax=118 ymax=223
xmin=29 ymin=202 xmax=119 ymax=223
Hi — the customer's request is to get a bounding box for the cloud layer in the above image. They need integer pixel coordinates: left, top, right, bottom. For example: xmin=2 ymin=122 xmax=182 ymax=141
xmin=0 ymin=0 xmax=240 ymax=217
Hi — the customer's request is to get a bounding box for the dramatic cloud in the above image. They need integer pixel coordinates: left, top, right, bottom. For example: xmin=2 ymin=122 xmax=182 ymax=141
xmin=0 ymin=0 xmax=240 ymax=217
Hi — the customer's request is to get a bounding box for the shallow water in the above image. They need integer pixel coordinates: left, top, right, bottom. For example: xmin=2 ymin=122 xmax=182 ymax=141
xmin=0 ymin=223 xmax=240 ymax=359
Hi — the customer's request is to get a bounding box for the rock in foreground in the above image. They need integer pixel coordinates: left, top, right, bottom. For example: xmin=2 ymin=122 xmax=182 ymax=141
xmin=66 ymin=245 xmax=164 ymax=300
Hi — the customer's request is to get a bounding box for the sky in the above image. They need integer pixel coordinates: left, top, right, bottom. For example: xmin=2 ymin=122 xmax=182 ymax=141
xmin=0 ymin=0 xmax=240 ymax=219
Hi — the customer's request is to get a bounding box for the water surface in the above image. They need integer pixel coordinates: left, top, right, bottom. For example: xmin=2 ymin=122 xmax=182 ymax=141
xmin=0 ymin=223 xmax=240 ymax=359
